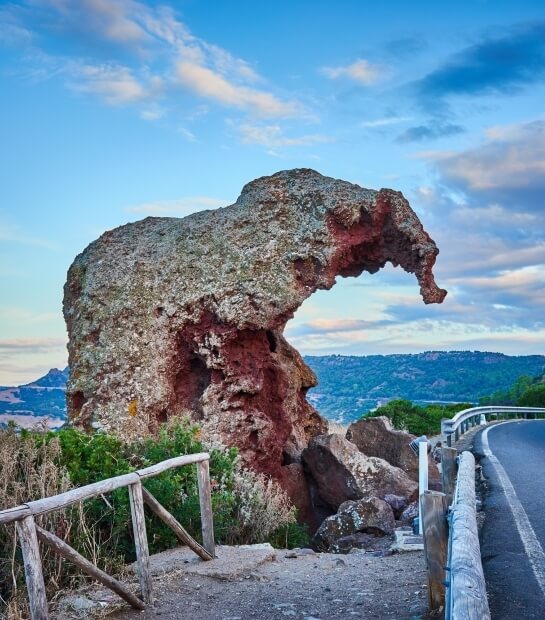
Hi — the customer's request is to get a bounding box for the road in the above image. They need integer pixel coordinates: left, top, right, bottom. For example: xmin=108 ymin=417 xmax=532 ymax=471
xmin=475 ymin=420 xmax=545 ymax=619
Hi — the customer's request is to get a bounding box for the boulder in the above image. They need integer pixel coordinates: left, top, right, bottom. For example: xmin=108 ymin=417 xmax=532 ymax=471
xmin=383 ymin=494 xmax=408 ymax=519
xmin=400 ymin=501 xmax=419 ymax=524
xmin=312 ymin=497 xmax=395 ymax=552
xmin=346 ymin=416 xmax=441 ymax=490
xmin=302 ymin=434 xmax=418 ymax=511
xmin=63 ymin=169 xmax=445 ymax=517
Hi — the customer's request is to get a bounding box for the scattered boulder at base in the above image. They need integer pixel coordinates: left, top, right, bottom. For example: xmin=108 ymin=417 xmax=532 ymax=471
xmin=312 ymin=497 xmax=395 ymax=553
xmin=301 ymin=434 xmax=418 ymax=511
xmin=400 ymin=501 xmax=419 ymax=524
xmin=63 ymin=168 xmax=446 ymax=520
xmin=346 ymin=415 xmax=441 ymax=490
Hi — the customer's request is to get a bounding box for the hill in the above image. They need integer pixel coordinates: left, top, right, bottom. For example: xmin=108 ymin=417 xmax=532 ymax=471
xmin=0 ymin=367 xmax=68 ymax=429
xmin=304 ymin=351 xmax=545 ymax=423
xmin=2 ymin=353 xmax=545 ymax=428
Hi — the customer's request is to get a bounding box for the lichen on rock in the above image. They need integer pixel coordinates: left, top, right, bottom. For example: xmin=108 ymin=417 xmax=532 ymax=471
xmin=63 ymin=168 xmax=446 ymax=513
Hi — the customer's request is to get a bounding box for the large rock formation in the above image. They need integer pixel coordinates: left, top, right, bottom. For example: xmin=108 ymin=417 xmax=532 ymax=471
xmin=63 ymin=169 xmax=446 ymax=509
xmin=346 ymin=416 xmax=441 ymax=489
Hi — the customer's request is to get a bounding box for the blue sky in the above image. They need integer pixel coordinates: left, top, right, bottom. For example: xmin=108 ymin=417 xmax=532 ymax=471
xmin=1 ymin=0 xmax=545 ymax=384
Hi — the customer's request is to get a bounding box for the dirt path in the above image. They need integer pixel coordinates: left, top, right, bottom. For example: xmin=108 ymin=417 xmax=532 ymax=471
xmin=58 ymin=544 xmax=429 ymax=620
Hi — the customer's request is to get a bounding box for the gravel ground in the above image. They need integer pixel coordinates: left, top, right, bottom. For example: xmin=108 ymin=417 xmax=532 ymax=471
xmin=112 ymin=547 xmax=429 ymax=620
xmin=56 ymin=544 xmax=430 ymax=620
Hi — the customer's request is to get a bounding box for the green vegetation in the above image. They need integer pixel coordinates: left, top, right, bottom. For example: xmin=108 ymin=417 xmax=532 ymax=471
xmin=365 ymin=400 xmax=472 ymax=436
xmin=306 ymin=351 xmax=545 ymax=423
xmin=367 ymin=370 xmax=545 ymax=436
xmin=0 ymin=420 xmax=307 ymax=616
xmin=478 ymin=372 xmax=545 ymax=408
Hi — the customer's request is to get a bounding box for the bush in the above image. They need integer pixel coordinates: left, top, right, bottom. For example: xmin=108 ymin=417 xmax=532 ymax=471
xmin=518 ymin=383 xmax=545 ymax=408
xmin=0 ymin=419 xmax=307 ymax=616
xmin=366 ymin=399 xmax=471 ymax=436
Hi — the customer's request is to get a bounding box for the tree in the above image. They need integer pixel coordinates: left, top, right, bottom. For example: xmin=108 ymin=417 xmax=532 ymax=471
xmin=518 ymin=384 xmax=545 ymax=408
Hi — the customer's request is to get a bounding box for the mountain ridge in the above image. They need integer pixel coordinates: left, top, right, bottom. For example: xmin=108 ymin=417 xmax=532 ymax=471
xmin=304 ymin=350 xmax=545 ymax=423
xmin=1 ymin=352 xmax=544 ymax=427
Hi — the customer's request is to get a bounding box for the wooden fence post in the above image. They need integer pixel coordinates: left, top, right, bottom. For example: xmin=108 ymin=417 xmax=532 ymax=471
xmin=128 ymin=480 xmax=152 ymax=604
xmin=442 ymin=447 xmax=458 ymax=507
xmin=196 ymin=460 xmax=215 ymax=557
xmin=16 ymin=515 xmax=48 ymax=620
xmin=422 ymin=491 xmax=449 ymax=612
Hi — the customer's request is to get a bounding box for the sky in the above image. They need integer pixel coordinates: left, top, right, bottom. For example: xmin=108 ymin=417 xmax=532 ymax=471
xmin=1 ymin=0 xmax=545 ymax=385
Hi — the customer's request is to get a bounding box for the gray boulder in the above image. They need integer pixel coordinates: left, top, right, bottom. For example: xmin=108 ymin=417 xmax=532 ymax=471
xmin=312 ymin=497 xmax=395 ymax=552
xmin=302 ymin=433 xmax=418 ymax=511
xmin=346 ymin=415 xmax=441 ymax=489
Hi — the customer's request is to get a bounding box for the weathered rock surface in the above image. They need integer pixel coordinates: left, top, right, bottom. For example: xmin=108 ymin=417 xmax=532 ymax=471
xmin=346 ymin=415 xmax=441 ymax=489
xmin=383 ymin=494 xmax=408 ymax=519
xmin=400 ymin=501 xmax=419 ymax=524
xmin=64 ymin=169 xmax=445 ymax=513
xmin=312 ymin=497 xmax=395 ymax=552
xmin=302 ymin=434 xmax=418 ymax=510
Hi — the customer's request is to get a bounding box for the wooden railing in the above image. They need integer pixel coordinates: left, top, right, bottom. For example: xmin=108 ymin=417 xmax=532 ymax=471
xmin=0 ymin=453 xmax=215 ymax=620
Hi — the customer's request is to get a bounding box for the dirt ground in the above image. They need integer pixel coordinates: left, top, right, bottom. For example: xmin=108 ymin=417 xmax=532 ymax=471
xmin=56 ymin=543 xmax=430 ymax=620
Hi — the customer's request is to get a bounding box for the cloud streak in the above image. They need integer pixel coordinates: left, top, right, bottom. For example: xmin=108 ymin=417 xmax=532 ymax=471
xmin=6 ymin=0 xmax=305 ymax=122
xmin=321 ymin=59 xmax=383 ymax=84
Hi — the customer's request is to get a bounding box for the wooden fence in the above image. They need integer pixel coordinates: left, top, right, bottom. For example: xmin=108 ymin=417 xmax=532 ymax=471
xmin=0 ymin=453 xmax=215 ymax=620
xmin=421 ymin=448 xmax=490 ymax=619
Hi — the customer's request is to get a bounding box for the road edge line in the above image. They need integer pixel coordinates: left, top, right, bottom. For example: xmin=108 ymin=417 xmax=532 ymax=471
xmin=481 ymin=422 xmax=545 ymax=597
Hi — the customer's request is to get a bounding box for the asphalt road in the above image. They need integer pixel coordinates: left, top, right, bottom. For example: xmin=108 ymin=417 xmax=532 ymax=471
xmin=475 ymin=420 xmax=545 ymax=619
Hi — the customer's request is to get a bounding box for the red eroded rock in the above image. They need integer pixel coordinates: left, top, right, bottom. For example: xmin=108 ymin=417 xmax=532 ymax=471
xmin=63 ymin=169 xmax=445 ymax=518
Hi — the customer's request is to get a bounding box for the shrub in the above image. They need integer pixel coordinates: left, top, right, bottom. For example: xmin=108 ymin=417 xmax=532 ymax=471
xmin=366 ymin=400 xmax=471 ymax=436
xmin=0 ymin=419 xmax=306 ymax=616
xmin=518 ymin=383 xmax=545 ymax=408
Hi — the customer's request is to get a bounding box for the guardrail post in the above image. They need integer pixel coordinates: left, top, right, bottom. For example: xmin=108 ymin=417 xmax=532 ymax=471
xmin=196 ymin=460 xmax=215 ymax=557
xmin=16 ymin=515 xmax=48 ymax=620
xmin=441 ymin=447 xmax=458 ymax=507
xmin=128 ymin=480 xmax=152 ymax=604
xmin=418 ymin=441 xmax=428 ymax=535
xmin=422 ymin=491 xmax=449 ymax=612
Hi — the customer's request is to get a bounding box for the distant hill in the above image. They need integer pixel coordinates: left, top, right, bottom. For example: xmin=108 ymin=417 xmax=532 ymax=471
xmin=3 ymin=353 xmax=545 ymax=429
xmin=305 ymin=351 xmax=545 ymax=423
xmin=0 ymin=367 xmax=69 ymax=429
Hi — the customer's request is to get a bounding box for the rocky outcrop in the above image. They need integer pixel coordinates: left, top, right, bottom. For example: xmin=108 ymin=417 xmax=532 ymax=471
xmin=312 ymin=497 xmax=395 ymax=552
xmin=63 ymin=168 xmax=445 ymax=513
xmin=346 ymin=416 xmax=441 ymax=490
xmin=301 ymin=434 xmax=418 ymax=510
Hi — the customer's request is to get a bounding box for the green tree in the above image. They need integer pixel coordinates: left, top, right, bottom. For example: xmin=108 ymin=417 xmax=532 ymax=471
xmin=518 ymin=384 xmax=545 ymax=407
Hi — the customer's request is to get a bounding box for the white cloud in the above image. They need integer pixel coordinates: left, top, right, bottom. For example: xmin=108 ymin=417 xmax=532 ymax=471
xmin=239 ymin=123 xmax=333 ymax=148
xmin=16 ymin=0 xmax=304 ymax=121
xmin=176 ymin=62 xmax=300 ymax=118
xmin=69 ymin=63 xmax=154 ymax=105
xmin=0 ymin=338 xmax=66 ymax=356
xmin=321 ymin=59 xmax=383 ymax=84
xmin=125 ymin=197 xmax=227 ymax=216
xmin=361 ymin=116 xmax=412 ymax=128
xmin=177 ymin=126 xmax=197 ymax=142
xmin=423 ymin=120 xmax=545 ymax=193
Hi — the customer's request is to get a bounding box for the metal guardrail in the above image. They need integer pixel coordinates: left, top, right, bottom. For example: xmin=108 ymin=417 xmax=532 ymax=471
xmin=441 ymin=406 xmax=545 ymax=446
xmin=0 ymin=453 xmax=215 ymax=619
